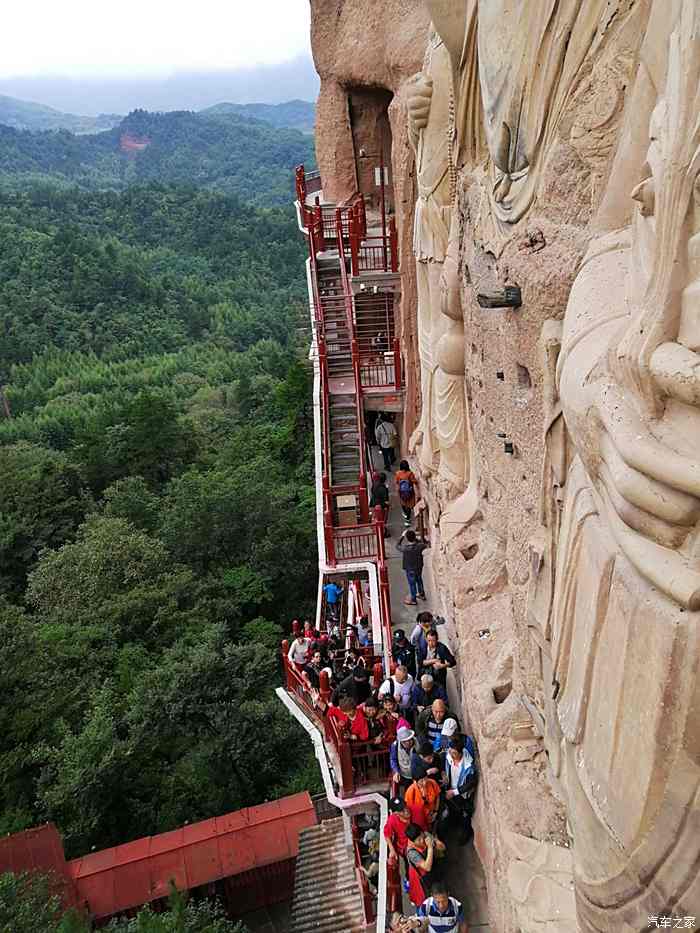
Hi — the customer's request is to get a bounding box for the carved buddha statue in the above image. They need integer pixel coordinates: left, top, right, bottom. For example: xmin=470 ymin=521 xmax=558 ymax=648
xmin=408 ymin=17 xmax=476 ymax=501
xmin=549 ymin=0 xmax=700 ymax=923
xmin=428 ymin=0 xmax=612 ymax=227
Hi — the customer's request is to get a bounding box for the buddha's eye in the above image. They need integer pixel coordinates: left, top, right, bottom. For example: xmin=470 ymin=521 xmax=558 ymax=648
xmin=631 ymin=163 xmax=655 ymax=217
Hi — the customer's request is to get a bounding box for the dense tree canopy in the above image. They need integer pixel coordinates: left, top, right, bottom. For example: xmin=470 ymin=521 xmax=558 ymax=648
xmin=0 ymin=874 xmax=247 ymax=933
xmin=0 ymin=171 xmax=321 ymax=865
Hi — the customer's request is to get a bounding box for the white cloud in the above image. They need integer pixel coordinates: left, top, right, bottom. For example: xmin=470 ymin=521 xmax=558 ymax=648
xmin=0 ymin=0 xmax=312 ymax=77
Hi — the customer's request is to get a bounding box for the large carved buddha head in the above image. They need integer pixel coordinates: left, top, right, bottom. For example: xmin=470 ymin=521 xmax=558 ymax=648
xmin=558 ymin=0 xmax=700 ymax=611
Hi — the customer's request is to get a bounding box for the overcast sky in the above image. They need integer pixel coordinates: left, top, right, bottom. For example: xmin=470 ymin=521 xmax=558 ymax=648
xmin=0 ymin=0 xmax=312 ymax=78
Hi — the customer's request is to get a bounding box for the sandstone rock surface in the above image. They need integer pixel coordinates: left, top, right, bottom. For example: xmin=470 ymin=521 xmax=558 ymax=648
xmin=308 ymin=0 xmax=700 ymax=928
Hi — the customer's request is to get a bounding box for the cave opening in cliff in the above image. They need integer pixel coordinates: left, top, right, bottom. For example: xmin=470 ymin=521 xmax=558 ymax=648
xmin=346 ymin=86 xmax=395 ymax=222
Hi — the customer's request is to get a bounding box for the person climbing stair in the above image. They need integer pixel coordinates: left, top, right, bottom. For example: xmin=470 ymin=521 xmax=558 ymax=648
xmin=397 ymin=528 xmax=430 ymax=604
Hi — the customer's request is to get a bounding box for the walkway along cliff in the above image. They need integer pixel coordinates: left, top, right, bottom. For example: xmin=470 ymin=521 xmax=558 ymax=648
xmin=276 ymin=165 xmax=405 ymax=933
xmin=281 ymin=0 xmax=700 ymax=931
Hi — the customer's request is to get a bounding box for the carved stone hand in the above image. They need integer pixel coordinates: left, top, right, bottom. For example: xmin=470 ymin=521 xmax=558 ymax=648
xmin=407 ymin=73 xmax=434 ymax=141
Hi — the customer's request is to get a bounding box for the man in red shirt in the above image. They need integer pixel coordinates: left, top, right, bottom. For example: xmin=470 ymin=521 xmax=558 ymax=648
xmin=384 ymin=797 xmax=412 ymax=864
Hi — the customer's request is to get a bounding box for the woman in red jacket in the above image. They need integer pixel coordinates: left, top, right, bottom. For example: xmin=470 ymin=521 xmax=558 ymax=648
xmin=325 ymin=695 xmax=369 ymax=741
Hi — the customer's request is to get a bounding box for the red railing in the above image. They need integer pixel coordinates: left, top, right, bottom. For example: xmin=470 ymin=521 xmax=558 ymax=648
xmin=306 ymin=170 xmax=322 ymax=196
xmin=333 ymin=525 xmax=378 ymax=562
xmin=359 ymin=338 xmax=402 ymax=390
xmin=296 ymin=163 xmax=393 ymax=653
xmin=352 ymin=818 xmax=376 ymax=925
xmin=336 ymin=207 xmax=370 ymax=522
xmin=280 ymin=642 xmax=389 ymax=798
xmin=348 ymin=212 xmax=398 ymax=276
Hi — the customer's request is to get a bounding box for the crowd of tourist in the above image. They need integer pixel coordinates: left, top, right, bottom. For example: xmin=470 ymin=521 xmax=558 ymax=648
xmin=285 ymin=421 xmax=474 ymax=930
xmin=284 ymin=598 xmax=475 ymax=932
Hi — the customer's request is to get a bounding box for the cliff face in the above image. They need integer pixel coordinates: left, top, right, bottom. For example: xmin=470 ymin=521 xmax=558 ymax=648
xmin=310 ymin=0 xmax=428 ymax=432
xmin=310 ymin=1 xmax=700 ymax=929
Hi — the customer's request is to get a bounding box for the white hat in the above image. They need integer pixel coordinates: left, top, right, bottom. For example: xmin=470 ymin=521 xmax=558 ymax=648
xmin=397 ymin=726 xmax=415 ymax=743
xmin=442 ymin=718 xmax=458 ymax=737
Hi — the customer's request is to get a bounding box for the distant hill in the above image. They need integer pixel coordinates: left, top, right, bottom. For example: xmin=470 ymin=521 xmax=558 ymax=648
xmin=201 ymin=99 xmax=315 ymax=133
xmin=0 ymin=94 xmax=121 ymax=134
xmin=0 ymin=108 xmax=316 ymax=206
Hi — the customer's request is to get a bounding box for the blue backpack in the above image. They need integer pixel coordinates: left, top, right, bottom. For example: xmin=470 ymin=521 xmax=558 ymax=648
xmin=398 ymin=477 xmax=413 ymax=501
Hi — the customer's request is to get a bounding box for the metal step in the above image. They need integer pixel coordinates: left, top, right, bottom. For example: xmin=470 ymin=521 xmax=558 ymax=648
xmin=288 ymin=819 xmax=367 ymax=933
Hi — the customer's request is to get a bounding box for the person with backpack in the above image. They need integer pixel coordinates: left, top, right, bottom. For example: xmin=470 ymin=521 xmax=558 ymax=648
xmin=395 ymin=459 xmax=418 ymax=524
xmin=410 ymin=612 xmax=434 ymax=664
xmin=356 ymin=614 xmax=372 ymax=647
xmin=397 ymin=529 xmax=430 ymax=605
xmin=390 ymin=724 xmax=417 ymax=793
xmin=378 ymin=663 xmax=415 ymax=717
xmin=375 ymin=414 xmax=398 ymax=469
xmin=370 ymin=471 xmax=391 ymax=534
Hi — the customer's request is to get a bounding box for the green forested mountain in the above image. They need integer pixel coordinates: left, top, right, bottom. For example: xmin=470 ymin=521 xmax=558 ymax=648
xmin=0 ymin=169 xmax=319 ymax=862
xmin=0 ymin=108 xmax=316 ymax=205
xmin=201 ymin=99 xmax=315 ymax=133
xmin=0 ymin=93 xmax=121 ymax=133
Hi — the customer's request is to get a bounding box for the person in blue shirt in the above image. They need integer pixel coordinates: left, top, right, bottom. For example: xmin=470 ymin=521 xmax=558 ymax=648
xmin=414 ymin=881 xmax=467 ymax=932
xmin=323 ymin=580 xmax=343 ymax=622
xmin=411 ymin=673 xmax=447 ymax=714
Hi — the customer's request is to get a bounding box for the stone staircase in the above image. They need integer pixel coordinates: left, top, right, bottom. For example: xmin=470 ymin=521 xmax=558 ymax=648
xmin=317 ymin=265 xmax=352 ymax=380
xmin=329 ymin=395 xmax=362 ymax=487
xmin=288 ymin=818 xmax=368 ymax=933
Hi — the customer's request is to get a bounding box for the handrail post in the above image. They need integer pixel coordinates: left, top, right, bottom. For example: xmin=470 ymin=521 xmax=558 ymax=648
xmin=387 ymin=857 xmax=402 ymax=913
xmin=358 ymin=195 xmax=367 ymax=238
xmin=382 ymin=572 xmax=392 ymax=654
xmin=295 ymin=164 xmax=306 ymax=203
xmin=373 ymin=504 xmax=386 ymax=563
xmin=319 ymin=669 xmax=331 ymax=706
xmin=319 ymin=338 xmax=332 ymax=481
xmin=338 ymin=733 xmax=355 ymax=797
xmin=349 ymin=212 xmax=360 ymax=277
xmin=358 ymin=471 xmax=369 ymax=523
xmin=393 ymin=336 xmax=401 ymax=390
xmin=325 ymin=507 xmax=337 ymax=566
xmin=389 ymin=216 xmax=399 ymax=273
xmin=281 ymin=640 xmax=291 ymax=688
xmin=315 ymin=203 xmax=326 ymax=253
xmin=379 ymin=145 xmax=387 ymax=272
xmin=335 ymin=207 xmax=344 ymax=255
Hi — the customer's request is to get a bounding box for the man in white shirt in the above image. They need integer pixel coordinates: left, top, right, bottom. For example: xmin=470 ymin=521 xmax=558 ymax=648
xmin=287 ymin=634 xmax=311 ymax=668
xmin=375 ymin=414 xmax=398 ymax=469
xmin=378 ymin=664 xmax=415 ymax=714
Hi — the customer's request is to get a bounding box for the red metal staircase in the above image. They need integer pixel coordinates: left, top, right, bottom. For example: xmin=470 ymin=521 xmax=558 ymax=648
xmin=281 ymin=166 xmax=406 ymax=928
